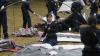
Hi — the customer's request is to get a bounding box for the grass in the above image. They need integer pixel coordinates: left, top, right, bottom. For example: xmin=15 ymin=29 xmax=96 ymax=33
xmin=0 ymin=0 xmax=100 ymax=56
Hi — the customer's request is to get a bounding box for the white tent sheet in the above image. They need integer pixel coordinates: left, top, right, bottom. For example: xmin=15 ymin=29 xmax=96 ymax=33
xmin=13 ymin=44 xmax=83 ymax=56
xmin=31 ymin=44 xmax=84 ymax=50
xmin=58 ymin=1 xmax=73 ymax=13
xmin=38 ymin=32 xmax=81 ymax=42
xmin=58 ymin=0 xmax=85 ymax=12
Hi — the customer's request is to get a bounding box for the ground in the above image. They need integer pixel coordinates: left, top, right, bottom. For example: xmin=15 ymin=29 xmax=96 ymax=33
xmin=0 ymin=0 xmax=100 ymax=56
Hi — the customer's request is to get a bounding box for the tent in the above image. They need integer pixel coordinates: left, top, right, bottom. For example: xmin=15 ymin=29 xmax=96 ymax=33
xmin=13 ymin=44 xmax=84 ymax=56
xmin=38 ymin=32 xmax=81 ymax=42
xmin=58 ymin=0 xmax=73 ymax=13
xmin=58 ymin=0 xmax=85 ymax=13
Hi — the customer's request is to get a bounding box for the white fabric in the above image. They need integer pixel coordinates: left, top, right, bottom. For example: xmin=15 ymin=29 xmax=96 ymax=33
xmin=31 ymin=44 xmax=84 ymax=50
xmin=58 ymin=0 xmax=86 ymax=12
xmin=12 ymin=27 xmax=38 ymax=36
xmin=49 ymin=51 xmax=58 ymax=55
xmin=42 ymin=43 xmax=53 ymax=49
xmin=25 ymin=28 xmax=32 ymax=35
xmin=54 ymin=0 xmax=58 ymax=2
xmin=1 ymin=5 xmax=4 ymax=10
xmin=18 ymin=28 xmax=26 ymax=35
xmin=39 ymin=31 xmax=81 ymax=42
xmin=30 ymin=27 xmax=38 ymax=34
xmin=13 ymin=44 xmax=84 ymax=56
xmin=83 ymin=13 xmax=88 ymax=22
xmin=0 ymin=39 xmax=10 ymax=43
xmin=57 ymin=37 xmax=81 ymax=42
xmin=22 ymin=0 xmax=27 ymax=2
xmin=79 ymin=0 xmax=85 ymax=6
xmin=58 ymin=1 xmax=73 ymax=13
xmin=41 ymin=13 xmax=55 ymax=22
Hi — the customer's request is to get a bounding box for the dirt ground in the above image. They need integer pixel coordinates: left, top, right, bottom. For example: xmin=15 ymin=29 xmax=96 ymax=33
xmin=0 ymin=0 xmax=100 ymax=56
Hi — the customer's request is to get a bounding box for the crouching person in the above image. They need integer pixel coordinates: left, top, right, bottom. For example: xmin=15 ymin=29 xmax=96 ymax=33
xmin=80 ymin=16 xmax=100 ymax=56
xmin=41 ymin=13 xmax=58 ymax=46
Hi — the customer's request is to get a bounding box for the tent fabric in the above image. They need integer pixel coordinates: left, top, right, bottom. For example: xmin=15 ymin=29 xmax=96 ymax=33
xmin=39 ymin=32 xmax=81 ymax=42
xmin=58 ymin=0 xmax=73 ymax=13
xmin=58 ymin=0 xmax=85 ymax=12
xmin=13 ymin=44 xmax=84 ymax=56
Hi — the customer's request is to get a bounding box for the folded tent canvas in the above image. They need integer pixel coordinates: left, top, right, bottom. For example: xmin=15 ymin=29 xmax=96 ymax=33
xmin=13 ymin=44 xmax=84 ymax=56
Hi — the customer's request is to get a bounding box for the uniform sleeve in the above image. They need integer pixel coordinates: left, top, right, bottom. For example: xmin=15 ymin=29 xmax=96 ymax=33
xmin=41 ymin=23 xmax=47 ymax=37
xmin=27 ymin=2 xmax=33 ymax=13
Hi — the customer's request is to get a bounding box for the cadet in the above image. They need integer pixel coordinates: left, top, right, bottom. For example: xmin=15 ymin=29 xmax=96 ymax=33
xmin=63 ymin=2 xmax=87 ymax=32
xmin=80 ymin=16 xmax=100 ymax=56
xmin=41 ymin=13 xmax=58 ymax=46
xmin=21 ymin=0 xmax=33 ymax=29
xmin=0 ymin=0 xmax=9 ymax=39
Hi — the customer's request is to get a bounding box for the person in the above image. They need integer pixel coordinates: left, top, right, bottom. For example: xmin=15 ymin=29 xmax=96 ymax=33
xmin=90 ymin=0 xmax=98 ymax=16
xmin=45 ymin=0 xmax=58 ymax=19
xmin=63 ymin=2 xmax=87 ymax=32
xmin=41 ymin=13 xmax=58 ymax=46
xmin=21 ymin=0 xmax=33 ymax=29
xmin=0 ymin=0 xmax=9 ymax=39
xmin=80 ymin=16 xmax=100 ymax=56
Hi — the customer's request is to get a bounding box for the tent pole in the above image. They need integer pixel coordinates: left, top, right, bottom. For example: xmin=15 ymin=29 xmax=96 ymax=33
xmin=0 ymin=25 xmax=1 ymax=38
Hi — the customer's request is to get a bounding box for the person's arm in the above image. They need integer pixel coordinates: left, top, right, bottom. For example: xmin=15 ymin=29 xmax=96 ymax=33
xmin=27 ymin=2 xmax=34 ymax=13
xmin=28 ymin=7 xmax=34 ymax=13
xmin=41 ymin=23 xmax=47 ymax=37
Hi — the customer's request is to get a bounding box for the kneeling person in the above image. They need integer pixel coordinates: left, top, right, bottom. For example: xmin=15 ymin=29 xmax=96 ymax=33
xmin=41 ymin=13 xmax=58 ymax=46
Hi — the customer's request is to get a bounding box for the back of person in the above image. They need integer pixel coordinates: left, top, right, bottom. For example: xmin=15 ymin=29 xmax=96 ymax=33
xmin=80 ymin=16 xmax=100 ymax=56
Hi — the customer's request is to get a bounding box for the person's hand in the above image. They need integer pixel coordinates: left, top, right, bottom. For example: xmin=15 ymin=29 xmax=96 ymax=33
xmin=1 ymin=5 xmax=5 ymax=10
xmin=69 ymin=28 xmax=71 ymax=31
xmin=32 ymin=11 xmax=36 ymax=14
xmin=48 ymin=28 xmax=51 ymax=30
